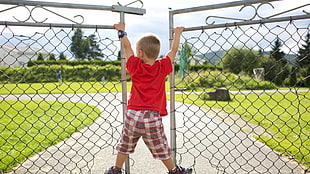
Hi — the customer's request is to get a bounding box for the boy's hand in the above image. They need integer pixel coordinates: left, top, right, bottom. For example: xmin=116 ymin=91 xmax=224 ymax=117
xmin=174 ymin=26 xmax=184 ymax=35
xmin=114 ymin=23 xmax=125 ymax=31
xmin=113 ymin=23 xmax=134 ymax=60
xmin=166 ymin=26 xmax=184 ymax=62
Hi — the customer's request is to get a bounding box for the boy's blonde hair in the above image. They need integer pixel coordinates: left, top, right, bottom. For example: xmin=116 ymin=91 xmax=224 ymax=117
xmin=136 ymin=34 xmax=160 ymax=59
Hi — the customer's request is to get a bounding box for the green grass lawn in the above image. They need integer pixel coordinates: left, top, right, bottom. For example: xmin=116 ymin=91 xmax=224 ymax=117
xmin=175 ymin=91 xmax=310 ymax=168
xmin=0 ymin=82 xmax=309 ymax=170
xmin=0 ymin=81 xmax=124 ymax=95
xmin=0 ymin=81 xmax=172 ymax=95
xmin=0 ymin=100 xmax=101 ymax=173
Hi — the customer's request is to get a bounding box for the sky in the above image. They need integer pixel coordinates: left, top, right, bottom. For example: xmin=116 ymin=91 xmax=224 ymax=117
xmin=0 ymin=0 xmax=309 ymax=57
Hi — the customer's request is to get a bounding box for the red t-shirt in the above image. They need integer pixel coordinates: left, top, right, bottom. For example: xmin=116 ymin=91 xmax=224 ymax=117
xmin=126 ymin=55 xmax=172 ymax=116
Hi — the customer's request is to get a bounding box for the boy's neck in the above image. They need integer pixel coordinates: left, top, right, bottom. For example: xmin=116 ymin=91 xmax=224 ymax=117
xmin=141 ymin=56 xmax=156 ymax=65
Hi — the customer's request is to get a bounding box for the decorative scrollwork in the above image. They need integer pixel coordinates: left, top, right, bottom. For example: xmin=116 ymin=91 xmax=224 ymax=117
xmin=206 ymin=2 xmax=310 ymax=25
xmin=0 ymin=4 xmax=84 ymax=24
xmin=117 ymin=0 xmax=144 ymax=9
xmin=38 ymin=6 xmax=84 ymax=24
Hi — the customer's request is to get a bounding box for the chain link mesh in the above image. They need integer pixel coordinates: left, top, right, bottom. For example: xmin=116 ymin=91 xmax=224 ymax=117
xmin=0 ymin=25 xmax=124 ymax=173
xmin=0 ymin=1 xmax=309 ymax=174
xmin=173 ymin=14 xmax=309 ymax=174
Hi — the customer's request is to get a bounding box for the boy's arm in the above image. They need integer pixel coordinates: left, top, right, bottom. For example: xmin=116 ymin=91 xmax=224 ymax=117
xmin=114 ymin=23 xmax=134 ymax=62
xmin=166 ymin=27 xmax=184 ymax=62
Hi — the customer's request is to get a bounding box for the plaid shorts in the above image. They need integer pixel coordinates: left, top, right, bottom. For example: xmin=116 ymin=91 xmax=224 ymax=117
xmin=116 ymin=109 xmax=172 ymax=160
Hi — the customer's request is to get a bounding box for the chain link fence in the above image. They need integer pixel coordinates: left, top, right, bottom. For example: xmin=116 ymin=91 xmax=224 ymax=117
xmin=0 ymin=22 xmax=123 ymax=174
xmin=169 ymin=0 xmax=309 ymax=174
xmin=0 ymin=1 xmax=146 ymax=173
xmin=0 ymin=0 xmax=310 ymax=174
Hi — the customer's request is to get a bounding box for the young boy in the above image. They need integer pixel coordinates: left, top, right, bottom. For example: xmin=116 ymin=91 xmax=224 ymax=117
xmin=105 ymin=23 xmax=192 ymax=174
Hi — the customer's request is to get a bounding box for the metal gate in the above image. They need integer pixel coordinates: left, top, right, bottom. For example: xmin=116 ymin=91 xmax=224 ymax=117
xmin=1 ymin=0 xmax=310 ymax=174
xmin=0 ymin=0 xmax=145 ymax=173
xmin=169 ymin=0 xmax=309 ymax=174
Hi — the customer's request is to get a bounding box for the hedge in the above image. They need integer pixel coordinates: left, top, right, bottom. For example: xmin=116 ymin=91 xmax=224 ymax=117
xmin=27 ymin=60 xmax=121 ymax=67
xmin=0 ymin=64 xmax=121 ymax=83
xmin=28 ymin=60 xmax=222 ymax=71
xmin=174 ymin=63 xmax=223 ymax=71
xmin=183 ymin=70 xmax=277 ymax=90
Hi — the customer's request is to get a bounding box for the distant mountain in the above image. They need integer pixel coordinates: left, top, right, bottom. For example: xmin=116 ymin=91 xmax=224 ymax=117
xmin=195 ymin=50 xmax=297 ymax=65
xmin=195 ymin=50 xmax=225 ymax=65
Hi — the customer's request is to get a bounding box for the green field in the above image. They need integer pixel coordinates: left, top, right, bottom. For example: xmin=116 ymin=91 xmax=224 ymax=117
xmin=0 ymin=82 xmax=123 ymax=95
xmin=0 ymin=100 xmax=101 ymax=172
xmin=175 ymin=91 xmax=310 ymax=168
xmin=0 ymin=82 xmax=309 ymax=170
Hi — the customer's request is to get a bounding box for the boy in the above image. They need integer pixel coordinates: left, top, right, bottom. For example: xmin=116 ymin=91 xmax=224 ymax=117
xmin=57 ymin=71 xmax=62 ymax=85
xmin=105 ymin=23 xmax=192 ymax=174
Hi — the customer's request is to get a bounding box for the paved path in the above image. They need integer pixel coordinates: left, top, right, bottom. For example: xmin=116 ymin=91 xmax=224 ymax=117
xmin=1 ymin=91 xmax=307 ymax=174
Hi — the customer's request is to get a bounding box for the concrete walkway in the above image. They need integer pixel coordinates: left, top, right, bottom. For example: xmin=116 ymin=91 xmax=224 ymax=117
xmin=2 ymin=92 xmax=307 ymax=174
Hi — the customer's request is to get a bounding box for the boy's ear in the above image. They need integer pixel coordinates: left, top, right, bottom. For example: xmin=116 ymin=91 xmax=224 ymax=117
xmin=137 ymin=50 xmax=144 ymax=57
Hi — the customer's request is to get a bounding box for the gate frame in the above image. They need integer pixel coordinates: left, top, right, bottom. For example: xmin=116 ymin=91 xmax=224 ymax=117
xmin=0 ymin=1 xmax=146 ymax=173
xmin=169 ymin=0 xmax=310 ymax=167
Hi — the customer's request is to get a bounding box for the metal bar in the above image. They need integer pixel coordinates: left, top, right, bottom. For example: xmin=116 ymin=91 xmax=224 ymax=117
xmin=119 ymin=11 xmax=130 ymax=174
xmin=0 ymin=0 xmax=112 ymax=11
xmin=170 ymin=0 xmax=281 ymax=15
xmin=169 ymin=10 xmax=177 ymax=164
xmin=183 ymin=14 xmax=310 ymax=31
xmin=0 ymin=0 xmax=145 ymax=15
xmin=112 ymin=5 xmax=146 ymax=15
xmin=0 ymin=21 xmax=114 ymax=29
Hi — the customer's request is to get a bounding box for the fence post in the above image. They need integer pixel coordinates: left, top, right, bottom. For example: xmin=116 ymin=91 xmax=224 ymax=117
xmin=119 ymin=11 xmax=131 ymax=174
xmin=169 ymin=10 xmax=177 ymax=164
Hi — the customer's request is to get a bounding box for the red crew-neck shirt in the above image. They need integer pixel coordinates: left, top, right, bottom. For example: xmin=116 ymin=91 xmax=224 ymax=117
xmin=126 ymin=55 xmax=172 ymax=116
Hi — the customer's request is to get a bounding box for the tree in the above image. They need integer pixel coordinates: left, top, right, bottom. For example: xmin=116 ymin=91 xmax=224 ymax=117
xmin=221 ymin=47 xmax=261 ymax=75
xmin=289 ymin=66 xmax=297 ymax=86
xmin=117 ymin=51 xmax=122 ymax=61
xmin=71 ymin=28 xmax=85 ymax=59
xmin=260 ymin=55 xmax=278 ymax=82
xmin=48 ymin=53 xmax=56 ymax=61
xmin=297 ymin=32 xmax=310 ymax=68
xmin=270 ymin=37 xmax=286 ymax=65
xmin=296 ymin=33 xmax=310 ymax=87
xmin=37 ymin=53 xmax=44 ymax=61
xmin=59 ymin=52 xmax=67 ymax=60
xmin=70 ymin=28 xmax=102 ymax=60
xmin=86 ymin=34 xmax=102 ymax=60
xmin=269 ymin=37 xmax=289 ymax=86
xmin=304 ymin=66 xmax=310 ymax=87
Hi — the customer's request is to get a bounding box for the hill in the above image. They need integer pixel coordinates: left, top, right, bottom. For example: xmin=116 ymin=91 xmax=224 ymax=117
xmin=195 ymin=50 xmax=297 ymax=65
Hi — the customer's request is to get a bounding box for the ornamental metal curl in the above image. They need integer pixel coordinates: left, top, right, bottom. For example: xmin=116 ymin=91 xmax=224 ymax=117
xmin=117 ymin=0 xmax=144 ymax=9
xmin=0 ymin=4 xmax=84 ymax=24
xmin=205 ymin=2 xmax=310 ymax=25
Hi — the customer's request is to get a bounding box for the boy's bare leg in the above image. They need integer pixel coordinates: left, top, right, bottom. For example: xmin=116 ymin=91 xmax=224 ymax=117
xmin=162 ymin=157 xmax=176 ymax=171
xmin=114 ymin=152 xmax=129 ymax=170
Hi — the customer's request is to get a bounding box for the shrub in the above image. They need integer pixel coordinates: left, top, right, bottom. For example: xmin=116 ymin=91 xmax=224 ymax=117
xmin=0 ymin=64 xmax=121 ymax=83
xmin=27 ymin=60 xmax=121 ymax=67
xmin=181 ymin=69 xmax=277 ymax=90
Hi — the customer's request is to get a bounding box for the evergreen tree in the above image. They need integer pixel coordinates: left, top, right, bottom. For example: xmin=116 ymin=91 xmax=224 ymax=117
xmin=86 ymin=34 xmax=102 ymax=60
xmin=71 ymin=28 xmax=102 ymax=60
xmin=304 ymin=66 xmax=310 ymax=87
xmin=289 ymin=66 xmax=297 ymax=87
xmin=59 ymin=52 xmax=67 ymax=60
xmin=37 ymin=53 xmax=44 ymax=61
xmin=117 ymin=51 xmax=121 ymax=61
xmin=71 ymin=28 xmax=85 ymax=59
xmin=270 ymin=37 xmax=286 ymax=65
xmin=297 ymin=33 xmax=310 ymax=68
xmin=48 ymin=53 xmax=56 ymax=61
xmin=269 ymin=37 xmax=289 ymax=86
